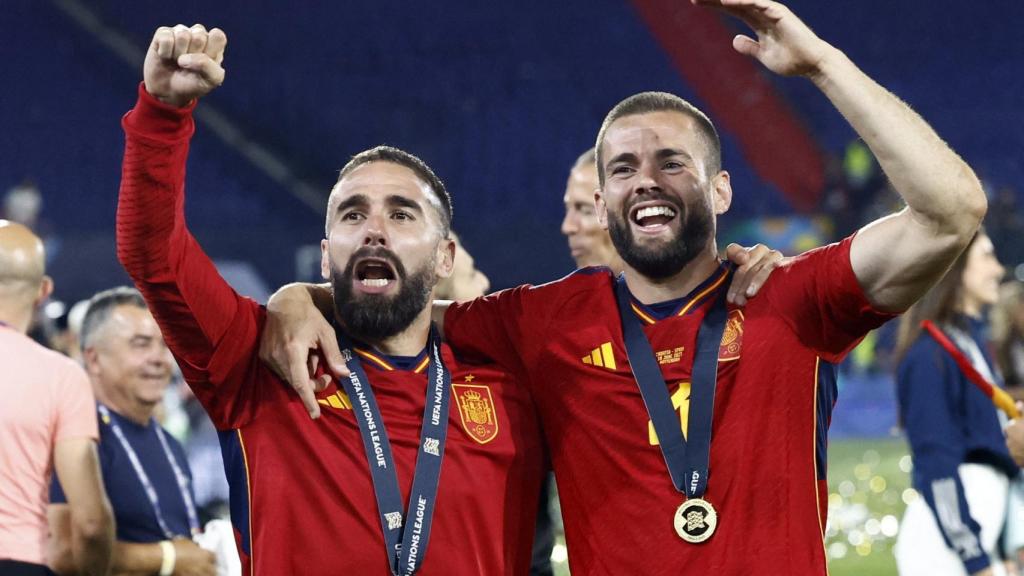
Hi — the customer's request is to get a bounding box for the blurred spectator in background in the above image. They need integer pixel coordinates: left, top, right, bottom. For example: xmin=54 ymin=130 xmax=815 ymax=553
xmin=561 ymin=148 xmax=624 ymax=273
xmin=0 ymin=220 xmax=112 ymax=576
xmin=49 ymin=287 xmax=216 ymax=576
xmin=3 ymin=182 xmax=44 ymax=230
xmin=820 ymin=152 xmax=859 ymax=240
xmin=3 ymin=181 xmax=60 ymax=265
xmin=993 ymin=281 xmax=1024 ymax=398
xmin=47 ymin=299 xmax=90 ymax=364
xmin=434 ymin=232 xmax=490 ymax=301
xmin=893 ymin=231 xmax=1020 ymax=576
xmin=4 ymin=181 xmax=65 ymax=347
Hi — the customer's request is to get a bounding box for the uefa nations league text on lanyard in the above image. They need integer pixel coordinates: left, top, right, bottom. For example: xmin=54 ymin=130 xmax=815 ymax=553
xmin=615 ymin=272 xmax=729 ymax=543
xmin=336 ymin=326 xmax=451 ymax=575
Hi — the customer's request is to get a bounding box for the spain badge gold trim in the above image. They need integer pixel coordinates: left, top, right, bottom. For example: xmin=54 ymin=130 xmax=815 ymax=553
xmin=452 ymin=383 xmax=499 ymax=444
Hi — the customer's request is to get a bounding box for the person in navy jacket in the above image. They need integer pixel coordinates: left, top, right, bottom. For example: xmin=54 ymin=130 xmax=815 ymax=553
xmin=894 ymin=231 xmax=1021 ymax=576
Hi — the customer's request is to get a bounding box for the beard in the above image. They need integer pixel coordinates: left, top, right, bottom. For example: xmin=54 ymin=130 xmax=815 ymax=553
xmin=331 ymin=247 xmax=436 ymax=342
xmin=607 ymin=191 xmax=714 ymax=280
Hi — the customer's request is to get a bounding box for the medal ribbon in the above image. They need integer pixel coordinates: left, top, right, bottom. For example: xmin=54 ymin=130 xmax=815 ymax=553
xmin=97 ymin=404 xmax=200 ymax=538
xmin=336 ymin=326 xmax=451 ymax=576
xmin=921 ymin=320 xmax=1021 ymax=420
xmin=615 ymin=272 xmax=729 ymax=498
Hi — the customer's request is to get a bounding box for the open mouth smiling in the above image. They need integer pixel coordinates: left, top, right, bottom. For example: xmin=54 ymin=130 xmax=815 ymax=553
xmin=629 ymin=202 xmax=678 ymax=230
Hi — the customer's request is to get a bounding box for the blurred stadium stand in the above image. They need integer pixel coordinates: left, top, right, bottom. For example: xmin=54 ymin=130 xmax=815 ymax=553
xmin=2 ymin=0 xmax=1022 ymax=308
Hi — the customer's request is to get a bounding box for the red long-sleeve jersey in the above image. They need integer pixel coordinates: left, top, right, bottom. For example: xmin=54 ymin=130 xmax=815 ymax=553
xmin=444 ymin=239 xmax=895 ymax=575
xmin=117 ymin=84 xmax=543 ymax=575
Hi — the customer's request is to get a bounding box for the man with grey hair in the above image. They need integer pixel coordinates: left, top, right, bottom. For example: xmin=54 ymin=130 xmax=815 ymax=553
xmin=48 ymin=287 xmax=216 ymax=576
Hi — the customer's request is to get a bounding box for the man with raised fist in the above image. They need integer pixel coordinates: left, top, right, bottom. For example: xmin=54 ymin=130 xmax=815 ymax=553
xmin=117 ymin=23 xmax=547 ymax=575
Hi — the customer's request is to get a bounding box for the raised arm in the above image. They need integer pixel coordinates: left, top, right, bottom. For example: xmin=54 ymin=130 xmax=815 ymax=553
xmin=696 ymin=0 xmax=986 ymax=312
xmin=117 ymin=25 xmax=285 ymax=423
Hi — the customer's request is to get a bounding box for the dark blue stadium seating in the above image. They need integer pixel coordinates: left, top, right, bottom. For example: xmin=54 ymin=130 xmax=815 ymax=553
xmin=3 ymin=0 xmax=1022 ymax=303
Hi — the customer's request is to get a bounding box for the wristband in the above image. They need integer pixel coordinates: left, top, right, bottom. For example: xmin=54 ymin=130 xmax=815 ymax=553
xmin=159 ymin=540 xmax=176 ymax=576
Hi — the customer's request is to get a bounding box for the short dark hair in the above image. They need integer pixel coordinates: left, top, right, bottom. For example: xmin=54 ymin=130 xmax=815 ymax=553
xmin=80 ymin=286 xmax=147 ymax=352
xmin=330 ymin=145 xmax=453 ymax=237
xmin=595 ymin=92 xmax=721 ymax=186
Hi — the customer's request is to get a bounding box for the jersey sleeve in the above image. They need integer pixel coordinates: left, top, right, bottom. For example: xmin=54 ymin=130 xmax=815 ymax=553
xmin=117 ymin=83 xmax=267 ymax=430
xmin=443 ymin=284 xmax=551 ymax=378
xmin=897 ymin=338 xmax=990 ymax=574
xmin=762 ymin=234 xmax=897 ymax=363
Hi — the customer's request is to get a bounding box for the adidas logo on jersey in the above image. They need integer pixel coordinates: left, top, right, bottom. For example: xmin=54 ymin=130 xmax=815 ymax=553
xmin=317 ymin=391 xmax=352 ymax=411
xmin=582 ymin=342 xmax=617 ymax=370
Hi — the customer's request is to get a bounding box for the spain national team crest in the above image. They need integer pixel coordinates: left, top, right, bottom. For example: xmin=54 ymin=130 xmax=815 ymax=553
xmin=453 ymin=383 xmax=499 ymax=444
xmin=718 ymin=309 xmax=744 ymax=361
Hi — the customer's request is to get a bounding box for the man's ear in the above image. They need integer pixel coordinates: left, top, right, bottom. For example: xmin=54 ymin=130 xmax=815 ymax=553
xmin=711 ymin=171 xmax=732 ymax=215
xmin=34 ymin=276 xmax=54 ymax=308
xmin=595 ymin=188 xmax=609 ymax=230
xmin=82 ymin=345 xmax=101 ymax=380
xmin=320 ymin=239 xmax=331 ymax=281
xmin=436 ymin=236 xmax=456 ymax=279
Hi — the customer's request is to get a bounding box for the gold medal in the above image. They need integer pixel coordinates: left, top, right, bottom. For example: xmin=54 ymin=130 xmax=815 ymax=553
xmin=674 ymin=498 xmax=717 ymax=543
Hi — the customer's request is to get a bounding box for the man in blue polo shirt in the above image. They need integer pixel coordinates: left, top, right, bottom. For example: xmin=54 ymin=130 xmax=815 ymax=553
xmin=48 ymin=287 xmax=216 ymax=576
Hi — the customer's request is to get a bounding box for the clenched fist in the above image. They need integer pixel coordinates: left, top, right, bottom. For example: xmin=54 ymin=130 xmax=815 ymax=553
xmin=143 ymin=24 xmax=227 ymax=107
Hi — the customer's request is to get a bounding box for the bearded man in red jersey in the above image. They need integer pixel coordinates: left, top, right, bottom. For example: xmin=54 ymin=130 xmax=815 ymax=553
xmin=116 ymin=24 xmax=550 ymax=575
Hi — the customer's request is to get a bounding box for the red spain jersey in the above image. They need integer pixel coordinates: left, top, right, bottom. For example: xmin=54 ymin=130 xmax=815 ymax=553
xmin=117 ymin=85 xmax=544 ymax=575
xmin=445 ymin=238 xmax=895 ymax=575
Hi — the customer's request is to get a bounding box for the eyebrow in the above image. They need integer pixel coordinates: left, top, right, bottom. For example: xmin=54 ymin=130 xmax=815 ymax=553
xmin=656 ymin=148 xmax=691 ymax=162
xmin=607 ymin=152 xmax=638 ymax=167
xmin=386 ymin=194 xmax=424 ymax=215
xmin=607 ymin=148 xmax=693 ymax=167
xmin=333 ymin=193 xmax=426 ymax=219
xmin=334 ymin=194 xmax=369 ymax=214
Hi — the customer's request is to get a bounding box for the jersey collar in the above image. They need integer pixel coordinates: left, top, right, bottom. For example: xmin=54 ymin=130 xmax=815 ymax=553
xmin=353 ymin=345 xmax=430 ymax=373
xmin=627 ymin=262 xmax=731 ymax=325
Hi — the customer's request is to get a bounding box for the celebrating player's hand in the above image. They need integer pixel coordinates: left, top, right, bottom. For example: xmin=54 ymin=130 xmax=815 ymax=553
xmin=172 ymin=538 xmax=217 ymax=576
xmin=261 ymin=284 xmax=350 ymax=419
xmin=724 ymin=243 xmax=785 ymax=305
xmin=144 ymin=24 xmax=227 ymax=108
xmin=692 ymin=0 xmax=832 ymax=78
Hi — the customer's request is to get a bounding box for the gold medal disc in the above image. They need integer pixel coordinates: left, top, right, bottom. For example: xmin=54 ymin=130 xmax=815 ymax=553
xmin=673 ymin=498 xmax=717 ymax=543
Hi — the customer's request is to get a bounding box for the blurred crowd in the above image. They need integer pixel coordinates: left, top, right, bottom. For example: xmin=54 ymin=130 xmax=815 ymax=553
xmin=815 ymin=141 xmax=1024 ymax=401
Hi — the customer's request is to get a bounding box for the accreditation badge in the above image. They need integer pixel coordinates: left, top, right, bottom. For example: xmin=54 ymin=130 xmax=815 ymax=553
xmin=674 ymin=498 xmax=717 ymax=543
